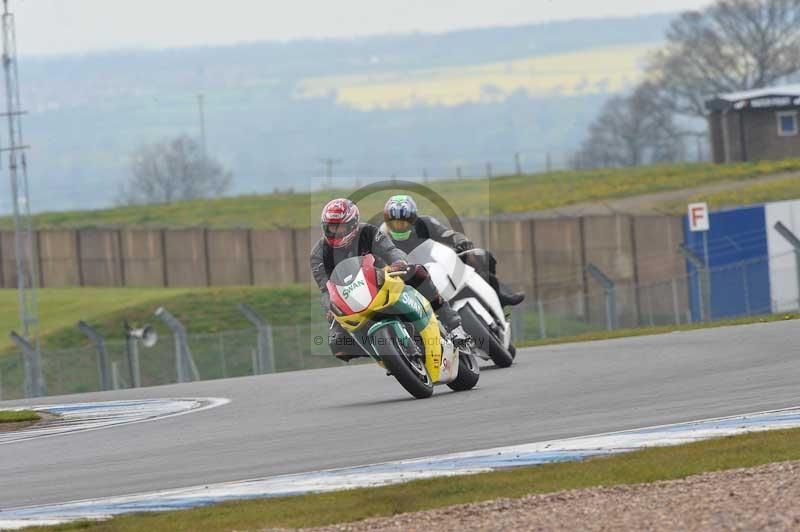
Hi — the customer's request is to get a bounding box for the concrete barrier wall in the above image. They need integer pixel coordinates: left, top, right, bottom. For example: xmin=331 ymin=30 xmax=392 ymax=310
xmin=164 ymin=229 xmax=208 ymax=287
xmin=532 ymin=218 xmax=585 ymax=315
xmin=0 ymin=217 xmax=689 ymax=316
xmin=486 ymin=220 xmax=536 ymax=297
xmin=1 ymin=230 xmax=41 ymax=289
xmin=633 ymin=215 xmax=689 ymax=324
xmin=583 ymin=216 xmax=637 ymax=327
xmin=293 ymin=227 xmax=317 ymax=284
xmin=251 ymin=229 xmax=295 ymax=284
xmin=38 ymin=230 xmax=79 ymax=287
xmin=207 ymin=229 xmax=251 ymax=286
xmin=121 ymin=230 xmax=166 ymax=286
xmin=79 ymin=229 xmax=124 ymax=286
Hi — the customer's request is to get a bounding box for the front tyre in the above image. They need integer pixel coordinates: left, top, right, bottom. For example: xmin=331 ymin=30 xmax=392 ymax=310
xmin=373 ymin=326 xmax=434 ymax=399
xmin=447 ymin=350 xmax=480 ymax=391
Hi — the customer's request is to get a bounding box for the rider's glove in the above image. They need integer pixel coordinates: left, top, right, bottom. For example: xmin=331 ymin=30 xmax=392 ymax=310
xmin=455 ymin=240 xmax=475 ymax=253
xmin=389 ymin=260 xmax=408 ymax=273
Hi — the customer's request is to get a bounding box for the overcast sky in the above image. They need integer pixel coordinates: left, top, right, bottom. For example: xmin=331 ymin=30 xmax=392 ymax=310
xmin=12 ymin=0 xmax=716 ymax=57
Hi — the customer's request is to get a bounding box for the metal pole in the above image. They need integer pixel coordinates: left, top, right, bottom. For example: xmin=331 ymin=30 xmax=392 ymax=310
xmin=773 ymin=222 xmax=800 ymax=311
xmin=10 ymin=329 xmax=42 ymax=397
xmin=586 ymin=263 xmax=617 ymax=331
xmin=251 ymin=348 xmax=258 ymax=376
xmin=671 ymin=279 xmax=681 ymax=325
xmin=197 ymin=93 xmax=206 ymax=160
xmin=238 ymin=303 xmax=275 ymax=374
xmin=155 ymin=307 xmax=199 ymax=383
xmin=606 ymin=288 xmax=617 ymax=330
xmin=125 ymin=336 xmax=141 ymax=388
xmin=702 ymin=231 xmax=711 ymax=319
xmin=3 ymin=0 xmax=42 ymax=399
xmin=77 ymin=321 xmax=110 ymax=391
xmin=218 ymin=333 xmax=225 ymax=377
xmin=111 ymin=361 xmax=120 ymax=390
xmin=184 ymin=339 xmax=199 ymax=381
xmin=174 ymin=330 xmax=185 ymax=383
xmin=510 ymin=307 xmax=523 ymax=343
xmin=679 ymin=244 xmax=708 ymax=322
xmin=537 ymin=299 xmax=547 ymax=339
xmin=319 ymin=158 xmax=342 ymax=189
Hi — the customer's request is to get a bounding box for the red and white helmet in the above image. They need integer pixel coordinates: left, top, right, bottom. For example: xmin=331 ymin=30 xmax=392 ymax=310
xmin=321 ymin=198 xmax=360 ymax=248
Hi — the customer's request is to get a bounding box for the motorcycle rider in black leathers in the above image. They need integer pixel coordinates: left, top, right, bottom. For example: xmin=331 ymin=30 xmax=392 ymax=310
xmin=310 ymin=198 xmax=469 ymax=362
xmin=380 ymin=194 xmax=525 ymax=307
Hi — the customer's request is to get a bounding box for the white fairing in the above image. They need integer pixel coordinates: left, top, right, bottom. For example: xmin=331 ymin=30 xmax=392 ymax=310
xmin=408 ymin=240 xmax=510 ymax=348
xmin=333 ymin=268 xmax=373 ymax=312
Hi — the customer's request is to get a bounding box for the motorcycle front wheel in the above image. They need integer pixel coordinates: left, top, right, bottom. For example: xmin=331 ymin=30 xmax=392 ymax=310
xmin=373 ymin=326 xmax=434 ymax=399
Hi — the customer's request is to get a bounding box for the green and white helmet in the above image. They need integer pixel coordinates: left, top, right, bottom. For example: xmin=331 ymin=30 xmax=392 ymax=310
xmin=383 ymin=194 xmax=418 ymax=241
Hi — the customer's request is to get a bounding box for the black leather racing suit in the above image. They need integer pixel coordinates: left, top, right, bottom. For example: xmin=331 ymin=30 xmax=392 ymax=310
xmin=381 ymin=215 xmax=506 ymax=298
xmin=310 ymin=223 xmax=461 ymax=360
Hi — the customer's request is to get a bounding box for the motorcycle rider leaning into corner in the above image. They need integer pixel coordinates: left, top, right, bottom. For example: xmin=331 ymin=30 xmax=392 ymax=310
xmin=310 ymin=198 xmax=471 ymax=362
xmin=380 ymin=194 xmax=525 ymax=307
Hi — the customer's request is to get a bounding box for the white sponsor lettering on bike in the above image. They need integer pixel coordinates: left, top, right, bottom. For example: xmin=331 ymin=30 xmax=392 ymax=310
xmin=401 ymin=291 xmax=423 ymax=316
xmin=342 ymin=279 xmax=365 ymax=299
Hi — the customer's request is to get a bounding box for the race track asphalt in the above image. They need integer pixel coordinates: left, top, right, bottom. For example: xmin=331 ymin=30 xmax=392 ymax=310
xmin=1 ymin=320 xmax=799 ymax=509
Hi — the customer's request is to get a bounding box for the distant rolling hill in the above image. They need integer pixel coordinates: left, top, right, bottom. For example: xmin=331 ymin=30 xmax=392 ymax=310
xmin=297 ymin=43 xmax=658 ymax=110
xmin=12 ymin=14 xmax=675 ymax=214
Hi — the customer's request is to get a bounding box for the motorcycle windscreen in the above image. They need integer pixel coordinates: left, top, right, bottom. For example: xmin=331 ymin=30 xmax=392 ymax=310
xmin=329 ymin=255 xmax=379 ymax=314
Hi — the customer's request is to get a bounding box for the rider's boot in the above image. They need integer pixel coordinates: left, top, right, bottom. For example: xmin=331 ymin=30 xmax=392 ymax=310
xmin=406 ymin=264 xmax=473 ymax=348
xmin=497 ymin=281 xmax=525 ymax=307
xmin=330 ymin=327 xmax=368 ymax=363
xmin=432 ymin=297 xmax=471 ymax=349
xmin=480 ymin=270 xmax=525 ymax=307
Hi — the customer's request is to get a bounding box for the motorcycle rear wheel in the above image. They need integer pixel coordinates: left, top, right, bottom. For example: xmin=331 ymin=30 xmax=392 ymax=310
xmin=459 ymin=305 xmax=514 ymax=368
xmin=373 ymin=327 xmax=434 ymax=399
xmin=447 ymin=350 xmax=480 ymax=391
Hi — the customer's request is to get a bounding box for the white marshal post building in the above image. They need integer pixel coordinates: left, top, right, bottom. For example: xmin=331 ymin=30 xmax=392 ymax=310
xmin=706 ymin=85 xmax=800 ymax=163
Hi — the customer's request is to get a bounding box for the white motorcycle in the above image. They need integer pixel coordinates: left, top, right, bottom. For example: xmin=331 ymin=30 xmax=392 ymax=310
xmin=407 ymin=240 xmax=515 ymax=368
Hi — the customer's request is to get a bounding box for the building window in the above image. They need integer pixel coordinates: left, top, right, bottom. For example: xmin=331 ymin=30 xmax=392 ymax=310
xmin=777 ymin=111 xmax=798 ymax=136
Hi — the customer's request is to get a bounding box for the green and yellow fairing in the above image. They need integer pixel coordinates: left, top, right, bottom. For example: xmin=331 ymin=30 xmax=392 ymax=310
xmin=333 ymin=269 xmax=445 ymax=382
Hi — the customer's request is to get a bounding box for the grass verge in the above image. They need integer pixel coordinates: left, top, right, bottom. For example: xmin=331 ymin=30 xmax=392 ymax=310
xmin=689 ymin=173 xmax=800 ymax=211
xmin=4 ymin=160 xmax=800 ymax=230
xmin=658 ymin=173 xmax=800 ymax=213
xmin=35 ymin=427 xmax=800 ymax=531
xmin=0 ymin=285 xmax=319 ymax=352
xmin=516 ymin=312 xmax=800 ymax=349
xmin=0 ymin=409 xmax=40 ymax=423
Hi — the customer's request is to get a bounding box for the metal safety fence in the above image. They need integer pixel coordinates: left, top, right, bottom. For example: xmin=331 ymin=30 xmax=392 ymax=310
xmin=1 ymin=254 xmax=797 ymax=401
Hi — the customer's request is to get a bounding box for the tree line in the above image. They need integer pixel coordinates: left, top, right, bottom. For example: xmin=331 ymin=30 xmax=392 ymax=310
xmin=572 ymin=0 xmax=800 ymax=169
